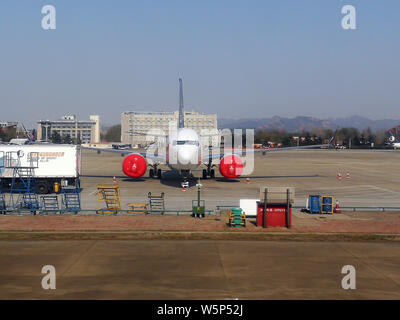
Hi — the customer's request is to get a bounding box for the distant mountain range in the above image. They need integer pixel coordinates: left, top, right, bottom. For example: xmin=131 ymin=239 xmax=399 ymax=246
xmin=218 ymin=116 xmax=400 ymax=132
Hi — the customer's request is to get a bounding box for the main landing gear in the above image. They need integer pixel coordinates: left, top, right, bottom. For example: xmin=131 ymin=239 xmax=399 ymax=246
xmin=149 ymin=165 xmax=162 ymax=179
xmin=180 ymin=170 xmax=191 ymax=189
xmin=202 ymin=161 xmax=215 ymax=179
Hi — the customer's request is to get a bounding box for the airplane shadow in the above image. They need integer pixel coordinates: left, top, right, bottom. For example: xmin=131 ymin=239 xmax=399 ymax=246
xmin=160 ymin=170 xmax=198 ymax=188
xmin=81 ymin=173 xmax=321 ymax=188
xmin=215 ymin=178 xmax=241 ymax=183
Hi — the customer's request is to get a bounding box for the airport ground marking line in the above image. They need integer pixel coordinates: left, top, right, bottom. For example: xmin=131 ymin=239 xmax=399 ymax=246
xmin=338 ymin=243 xmax=400 ymax=288
xmin=213 ymin=241 xmax=234 ymax=299
xmin=335 ymin=243 xmax=400 ymax=290
xmin=365 ymin=185 xmax=400 ymax=196
xmin=58 ymin=240 xmax=98 ymax=279
xmin=300 ymin=185 xmax=373 ymax=191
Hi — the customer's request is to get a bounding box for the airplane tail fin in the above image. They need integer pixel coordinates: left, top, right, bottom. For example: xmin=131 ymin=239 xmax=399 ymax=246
xmin=328 ymin=129 xmax=337 ymax=148
xmin=178 ymin=78 xmax=184 ymax=128
xmin=21 ymin=123 xmax=34 ymax=142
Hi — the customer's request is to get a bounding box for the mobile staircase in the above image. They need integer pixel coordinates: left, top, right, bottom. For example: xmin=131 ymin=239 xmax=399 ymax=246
xmin=61 ymin=179 xmax=81 ymax=214
xmin=148 ymin=192 xmax=165 ymax=214
xmin=4 ymin=151 xmax=39 ymax=214
xmin=96 ymin=184 xmax=121 ymax=214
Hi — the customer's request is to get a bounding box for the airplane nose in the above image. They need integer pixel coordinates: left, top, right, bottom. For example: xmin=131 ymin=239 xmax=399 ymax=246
xmin=178 ymin=148 xmax=192 ymax=164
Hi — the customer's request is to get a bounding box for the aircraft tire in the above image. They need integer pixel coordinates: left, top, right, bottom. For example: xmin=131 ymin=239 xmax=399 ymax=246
xmin=210 ymin=169 xmax=215 ymax=179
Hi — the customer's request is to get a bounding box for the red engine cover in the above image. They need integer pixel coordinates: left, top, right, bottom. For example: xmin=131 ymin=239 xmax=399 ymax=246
xmin=122 ymin=154 xmax=147 ymax=178
xmin=219 ymin=154 xmax=244 ymax=178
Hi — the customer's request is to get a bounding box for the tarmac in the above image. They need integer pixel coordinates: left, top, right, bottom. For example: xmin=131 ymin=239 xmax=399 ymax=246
xmin=81 ymin=148 xmax=400 ymax=210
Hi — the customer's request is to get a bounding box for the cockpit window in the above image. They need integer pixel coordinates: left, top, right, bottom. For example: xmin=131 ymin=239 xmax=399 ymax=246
xmin=174 ymin=140 xmax=199 ymax=146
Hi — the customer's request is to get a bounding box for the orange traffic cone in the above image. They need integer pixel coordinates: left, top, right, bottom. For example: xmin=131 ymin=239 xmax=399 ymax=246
xmin=246 ymin=177 xmax=250 ymax=184
xmin=337 ymin=172 xmax=342 ymax=180
xmin=113 ymin=176 xmax=117 ymax=183
xmin=334 ymin=200 xmax=341 ymax=214
xmin=181 ymin=186 xmax=186 ymax=192
xmin=346 ymin=172 xmax=350 ymax=179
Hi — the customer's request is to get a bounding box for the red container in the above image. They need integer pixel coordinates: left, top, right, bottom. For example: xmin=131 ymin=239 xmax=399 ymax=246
xmin=257 ymin=203 xmax=291 ymax=228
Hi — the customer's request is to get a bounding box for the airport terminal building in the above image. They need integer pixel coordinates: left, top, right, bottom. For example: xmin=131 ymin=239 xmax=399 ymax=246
xmin=121 ymin=111 xmax=218 ymax=146
xmin=37 ymin=115 xmax=100 ymax=144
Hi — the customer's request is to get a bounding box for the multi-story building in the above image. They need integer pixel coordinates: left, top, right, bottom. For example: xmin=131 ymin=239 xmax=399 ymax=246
xmin=37 ymin=115 xmax=100 ymax=144
xmin=121 ymin=111 xmax=218 ymax=146
xmin=0 ymin=121 xmax=18 ymax=129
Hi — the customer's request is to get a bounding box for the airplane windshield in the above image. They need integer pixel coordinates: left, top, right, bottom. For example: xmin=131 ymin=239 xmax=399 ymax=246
xmin=174 ymin=140 xmax=199 ymax=146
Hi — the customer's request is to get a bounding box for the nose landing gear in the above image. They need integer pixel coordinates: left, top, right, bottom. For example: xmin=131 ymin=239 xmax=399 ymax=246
xmin=181 ymin=181 xmax=189 ymax=189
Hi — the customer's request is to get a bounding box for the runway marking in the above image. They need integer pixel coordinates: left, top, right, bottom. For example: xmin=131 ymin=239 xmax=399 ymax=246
xmin=365 ymin=185 xmax=400 ymax=196
xmin=298 ymin=185 xmax=369 ymax=191
xmin=336 ymin=243 xmax=400 ymax=289
xmin=59 ymin=240 xmax=98 ymax=278
xmin=214 ymin=241 xmax=233 ymax=299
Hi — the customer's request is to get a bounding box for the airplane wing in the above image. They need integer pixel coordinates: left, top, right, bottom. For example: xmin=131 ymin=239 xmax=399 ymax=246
xmin=128 ymin=131 xmax=167 ymax=138
xmin=204 ymin=135 xmax=336 ymax=161
xmin=81 ymin=146 xmax=166 ymax=163
xmin=203 ymin=143 xmax=331 ymax=161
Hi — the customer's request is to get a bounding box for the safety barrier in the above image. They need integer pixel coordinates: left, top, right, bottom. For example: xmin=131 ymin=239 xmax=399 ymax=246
xmin=3 ymin=205 xmax=400 ymax=215
xmin=217 ymin=205 xmax=400 ymax=214
xmin=293 ymin=205 xmax=400 ymax=212
xmin=0 ymin=208 xmax=216 ymax=216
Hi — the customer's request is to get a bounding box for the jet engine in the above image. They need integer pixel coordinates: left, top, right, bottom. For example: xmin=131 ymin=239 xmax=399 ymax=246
xmin=389 ymin=135 xmax=396 ymax=143
xmin=122 ymin=153 xmax=147 ymax=178
xmin=219 ymin=154 xmax=244 ymax=179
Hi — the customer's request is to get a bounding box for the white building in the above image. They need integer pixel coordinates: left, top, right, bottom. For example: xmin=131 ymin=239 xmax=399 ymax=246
xmin=37 ymin=115 xmax=100 ymax=144
xmin=0 ymin=121 xmax=18 ymax=128
xmin=121 ymin=111 xmax=218 ymax=146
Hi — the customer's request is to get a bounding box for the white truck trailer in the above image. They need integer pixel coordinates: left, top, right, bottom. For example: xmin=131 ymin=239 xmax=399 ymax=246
xmin=0 ymin=144 xmax=81 ymax=194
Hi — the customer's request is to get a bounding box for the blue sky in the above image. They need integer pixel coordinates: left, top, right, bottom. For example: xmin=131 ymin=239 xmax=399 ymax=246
xmin=0 ymin=0 xmax=399 ymax=127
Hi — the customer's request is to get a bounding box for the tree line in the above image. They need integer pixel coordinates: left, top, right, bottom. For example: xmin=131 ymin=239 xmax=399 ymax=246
xmin=2 ymin=124 xmax=390 ymax=148
xmin=0 ymin=127 xmax=17 ymax=142
xmin=254 ymin=127 xmax=389 ymax=148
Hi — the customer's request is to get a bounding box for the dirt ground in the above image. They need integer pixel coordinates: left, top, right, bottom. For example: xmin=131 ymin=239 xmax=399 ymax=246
xmin=1 ymin=240 xmax=400 ymax=299
xmin=0 ymin=210 xmax=399 ymax=235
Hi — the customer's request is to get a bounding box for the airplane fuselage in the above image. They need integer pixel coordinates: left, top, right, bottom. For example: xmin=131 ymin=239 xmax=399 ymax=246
xmin=166 ymin=128 xmax=202 ymax=171
xmin=392 ymin=142 xmax=400 ymax=149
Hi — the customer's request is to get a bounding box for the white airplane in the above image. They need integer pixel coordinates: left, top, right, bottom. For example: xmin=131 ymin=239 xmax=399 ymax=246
xmin=86 ymin=79 xmax=334 ymax=188
xmin=387 ymin=132 xmax=400 ymax=149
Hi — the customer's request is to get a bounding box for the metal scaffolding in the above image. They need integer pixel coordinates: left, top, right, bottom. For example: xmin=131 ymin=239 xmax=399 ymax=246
xmin=2 ymin=150 xmax=39 ymax=213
